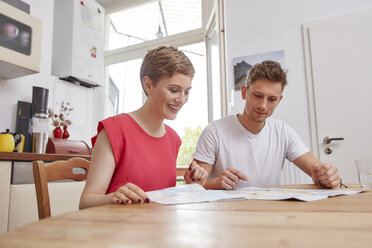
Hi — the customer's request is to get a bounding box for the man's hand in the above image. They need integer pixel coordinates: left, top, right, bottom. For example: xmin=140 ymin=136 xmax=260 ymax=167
xmin=311 ymin=162 xmax=340 ymax=188
xmin=184 ymin=161 xmax=208 ymax=186
xmin=216 ymin=168 xmax=248 ymax=190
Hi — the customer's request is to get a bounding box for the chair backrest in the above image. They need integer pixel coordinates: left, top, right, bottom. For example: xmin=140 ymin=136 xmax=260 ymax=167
xmin=32 ymin=157 xmax=90 ymax=220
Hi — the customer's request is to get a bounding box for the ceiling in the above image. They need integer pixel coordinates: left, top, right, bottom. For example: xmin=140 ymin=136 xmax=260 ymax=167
xmin=98 ymin=0 xmax=202 ymax=51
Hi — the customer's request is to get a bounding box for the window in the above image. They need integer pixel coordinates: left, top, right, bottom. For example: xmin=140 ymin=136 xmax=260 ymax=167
xmin=165 ymin=42 xmax=208 ymax=167
xmin=207 ymin=23 xmax=222 ymax=121
xmin=103 ymin=0 xmax=215 ymax=168
xmin=107 ymin=59 xmax=143 ymax=114
xmin=205 ymin=0 xmax=226 ymax=121
xmin=107 ymin=0 xmax=202 ymax=50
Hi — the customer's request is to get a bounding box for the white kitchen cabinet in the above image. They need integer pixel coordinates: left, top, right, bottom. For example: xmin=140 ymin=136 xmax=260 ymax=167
xmin=8 ymin=184 xmax=38 ymax=230
xmin=8 ymin=181 xmax=86 ymax=231
xmin=0 ymin=161 xmax=11 ymax=234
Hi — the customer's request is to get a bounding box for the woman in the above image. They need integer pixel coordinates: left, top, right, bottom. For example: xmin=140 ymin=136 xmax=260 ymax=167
xmin=80 ymin=46 xmax=208 ymax=209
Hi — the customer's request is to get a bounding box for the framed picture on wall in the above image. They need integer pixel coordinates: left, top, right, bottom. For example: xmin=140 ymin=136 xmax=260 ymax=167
xmin=233 ymin=50 xmax=285 ymax=91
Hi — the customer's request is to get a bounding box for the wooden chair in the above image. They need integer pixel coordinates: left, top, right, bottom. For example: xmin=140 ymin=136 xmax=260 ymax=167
xmin=32 ymin=157 xmax=90 ymax=219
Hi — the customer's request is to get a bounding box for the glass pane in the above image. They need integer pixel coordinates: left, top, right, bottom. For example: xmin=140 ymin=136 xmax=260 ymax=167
xmin=108 ymin=0 xmax=202 ymax=50
xmin=165 ymin=42 xmax=208 ymax=167
xmin=209 ymin=25 xmax=222 ymax=121
xmin=107 ymin=59 xmax=143 ymax=114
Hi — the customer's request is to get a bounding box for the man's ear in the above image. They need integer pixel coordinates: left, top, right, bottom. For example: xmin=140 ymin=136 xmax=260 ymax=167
xmin=142 ymin=76 xmax=152 ymax=95
xmin=241 ymin=85 xmax=248 ymax=100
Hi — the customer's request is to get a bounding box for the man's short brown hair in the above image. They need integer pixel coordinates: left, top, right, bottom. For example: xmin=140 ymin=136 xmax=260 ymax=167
xmin=246 ymin=60 xmax=287 ymax=91
xmin=140 ymin=46 xmax=195 ymax=95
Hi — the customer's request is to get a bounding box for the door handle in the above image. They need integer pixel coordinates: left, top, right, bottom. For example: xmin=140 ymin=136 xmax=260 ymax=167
xmin=323 ymin=136 xmax=344 ymax=144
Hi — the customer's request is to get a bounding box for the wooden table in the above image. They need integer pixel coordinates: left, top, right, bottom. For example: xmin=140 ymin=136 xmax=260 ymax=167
xmin=0 ymin=185 xmax=371 ymax=247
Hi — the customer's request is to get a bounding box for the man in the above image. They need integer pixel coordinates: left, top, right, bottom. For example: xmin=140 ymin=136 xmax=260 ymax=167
xmin=187 ymin=60 xmax=340 ymax=189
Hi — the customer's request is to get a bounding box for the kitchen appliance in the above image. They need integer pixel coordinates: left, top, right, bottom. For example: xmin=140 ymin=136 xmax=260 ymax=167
xmin=0 ymin=1 xmax=42 ymax=80
xmin=1 ymin=0 xmax=30 ymax=13
xmin=0 ymin=129 xmax=22 ymax=152
xmin=51 ymin=0 xmax=105 ymax=87
xmin=31 ymin=87 xmax=49 ymax=153
xmin=15 ymin=86 xmax=49 ymax=153
xmin=15 ymin=101 xmax=32 ymax=152
xmin=32 ymin=86 xmax=49 ymax=118
xmin=32 ymin=132 xmax=48 ymax=154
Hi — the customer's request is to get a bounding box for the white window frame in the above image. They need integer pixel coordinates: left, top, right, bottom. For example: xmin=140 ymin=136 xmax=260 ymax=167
xmin=105 ymin=29 xmax=204 ymax=66
xmin=205 ymin=0 xmax=227 ymax=122
xmin=101 ymin=0 xmax=226 ymax=119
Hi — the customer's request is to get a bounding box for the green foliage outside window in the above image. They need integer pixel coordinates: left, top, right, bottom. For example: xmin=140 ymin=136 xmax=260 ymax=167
xmin=177 ymin=126 xmax=203 ymax=167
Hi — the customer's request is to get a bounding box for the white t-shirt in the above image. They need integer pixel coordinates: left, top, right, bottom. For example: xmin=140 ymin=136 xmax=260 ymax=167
xmin=193 ymin=115 xmax=309 ymax=187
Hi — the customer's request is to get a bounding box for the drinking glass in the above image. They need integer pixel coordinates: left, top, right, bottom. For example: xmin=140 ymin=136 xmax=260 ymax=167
xmin=355 ymin=159 xmax=372 ymax=189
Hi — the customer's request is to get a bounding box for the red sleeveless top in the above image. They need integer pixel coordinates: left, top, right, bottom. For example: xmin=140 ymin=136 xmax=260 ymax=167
xmin=92 ymin=114 xmax=181 ymax=193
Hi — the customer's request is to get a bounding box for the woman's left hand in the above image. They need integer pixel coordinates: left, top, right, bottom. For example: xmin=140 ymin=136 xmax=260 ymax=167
xmin=184 ymin=161 xmax=208 ymax=186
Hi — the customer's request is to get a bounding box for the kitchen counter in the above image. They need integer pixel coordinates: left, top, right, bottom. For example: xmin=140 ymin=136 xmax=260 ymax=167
xmin=0 ymin=152 xmax=91 ymax=162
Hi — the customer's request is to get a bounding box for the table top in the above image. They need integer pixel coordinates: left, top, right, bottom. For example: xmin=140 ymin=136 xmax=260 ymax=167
xmin=0 ymin=185 xmax=371 ymax=248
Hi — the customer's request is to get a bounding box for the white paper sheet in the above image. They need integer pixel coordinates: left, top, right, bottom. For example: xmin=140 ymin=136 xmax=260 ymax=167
xmin=146 ymin=184 xmax=362 ymax=205
xmin=224 ymin=187 xmax=362 ymax=202
xmin=147 ymin=184 xmax=244 ymax=204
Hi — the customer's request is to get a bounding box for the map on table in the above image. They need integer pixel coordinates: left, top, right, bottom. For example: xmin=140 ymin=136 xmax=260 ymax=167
xmin=146 ymin=184 xmax=362 ymax=205
xmin=224 ymin=187 xmax=362 ymax=202
xmin=147 ymin=184 xmax=244 ymax=204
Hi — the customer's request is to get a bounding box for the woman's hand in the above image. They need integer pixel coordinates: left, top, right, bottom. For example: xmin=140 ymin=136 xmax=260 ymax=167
xmin=112 ymin=182 xmax=150 ymax=205
xmin=184 ymin=161 xmax=208 ymax=186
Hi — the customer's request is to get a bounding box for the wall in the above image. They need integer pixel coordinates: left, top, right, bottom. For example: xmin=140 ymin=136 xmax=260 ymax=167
xmin=224 ymin=0 xmax=372 ymax=183
xmin=225 ymin=0 xmax=372 ymax=150
xmin=0 ymin=0 xmax=107 ymax=144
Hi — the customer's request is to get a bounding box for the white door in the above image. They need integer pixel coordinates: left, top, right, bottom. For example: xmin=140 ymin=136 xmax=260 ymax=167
xmin=303 ymin=9 xmax=372 ymax=184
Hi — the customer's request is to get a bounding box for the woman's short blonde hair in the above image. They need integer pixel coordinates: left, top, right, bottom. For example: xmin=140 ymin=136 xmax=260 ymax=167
xmin=140 ymin=46 xmax=195 ymax=95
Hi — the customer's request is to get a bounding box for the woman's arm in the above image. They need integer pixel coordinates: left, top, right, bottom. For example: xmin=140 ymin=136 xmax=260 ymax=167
xmin=79 ymin=129 xmax=148 ymax=209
